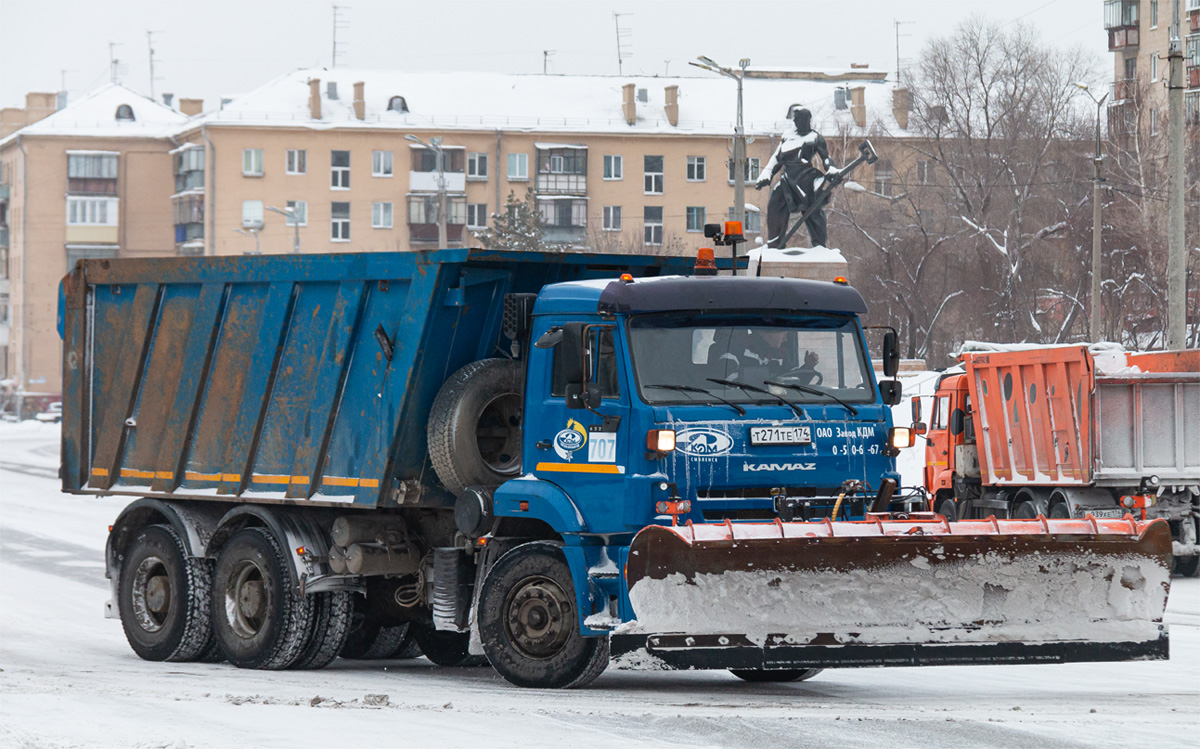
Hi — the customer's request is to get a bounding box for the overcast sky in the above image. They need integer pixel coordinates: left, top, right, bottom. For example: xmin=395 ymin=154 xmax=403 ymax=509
xmin=0 ymin=0 xmax=1111 ymax=110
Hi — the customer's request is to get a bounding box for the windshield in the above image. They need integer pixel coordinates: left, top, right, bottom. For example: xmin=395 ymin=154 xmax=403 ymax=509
xmin=628 ymin=313 xmax=875 ymax=405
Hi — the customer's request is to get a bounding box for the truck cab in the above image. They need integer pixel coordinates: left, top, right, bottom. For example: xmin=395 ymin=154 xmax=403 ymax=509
xmin=920 ymin=373 xmax=979 ymax=519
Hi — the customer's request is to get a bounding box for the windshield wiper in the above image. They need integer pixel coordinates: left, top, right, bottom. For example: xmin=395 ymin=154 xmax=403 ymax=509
xmin=764 ymin=380 xmax=860 ymax=416
xmin=644 ymin=383 xmax=747 ymax=416
xmin=706 ymin=378 xmax=805 ymax=419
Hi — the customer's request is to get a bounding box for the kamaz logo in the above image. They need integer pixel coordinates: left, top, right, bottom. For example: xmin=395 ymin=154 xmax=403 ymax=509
xmin=676 ymin=428 xmax=734 ymax=457
xmin=742 ymin=462 xmax=816 ymax=472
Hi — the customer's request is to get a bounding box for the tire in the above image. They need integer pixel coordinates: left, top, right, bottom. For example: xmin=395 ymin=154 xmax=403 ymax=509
xmin=290 ymin=591 xmax=353 ymax=670
xmin=1174 ymin=518 xmax=1199 ymax=578
xmin=477 ymin=541 xmax=609 ymax=689
xmin=427 ymin=358 xmax=523 ymax=495
xmin=1048 ymin=502 xmax=1071 ymax=519
xmin=935 ymin=496 xmax=958 ymax=522
xmin=211 ymin=527 xmax=313 ymax=670
xmin=393 ymin=629 xmax=424 ymax=659
xmin=341 ymin=619 xmax=410 ymax=660
xmin=410 ymin=623 xmax=488 ymax=667
xmin=117 ymin=524 xmax=215 ymax=663
xmin=1012 ymin=500 xmax=1039 ymax=519
xmin=730 ymin=669 xmax=823 ymax=683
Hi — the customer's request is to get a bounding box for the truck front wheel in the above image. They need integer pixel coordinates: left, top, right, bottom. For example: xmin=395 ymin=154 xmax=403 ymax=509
xmin=211 ymin=527 xmax=313 ymax=670
xmin=478 ymin=542 xmax=609 ymax=688
xmin=117 ymin=524 xmax=215 ymax=662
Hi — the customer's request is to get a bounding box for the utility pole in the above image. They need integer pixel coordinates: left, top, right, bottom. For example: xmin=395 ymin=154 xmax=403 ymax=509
xmin=1166 ymin=0 xmax=1187 ymax=349
xmin=692 ymin=56 xmax=751 ymax=231
xmin=543 ymin=50 xmax=556 ymax=74
xmin=1077 ymin=82 xmax=1108 ymax=341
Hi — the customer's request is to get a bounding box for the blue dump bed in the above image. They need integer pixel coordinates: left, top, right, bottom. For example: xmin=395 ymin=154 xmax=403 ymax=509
xmin=60 ymin=249 xmax=698 ymax=507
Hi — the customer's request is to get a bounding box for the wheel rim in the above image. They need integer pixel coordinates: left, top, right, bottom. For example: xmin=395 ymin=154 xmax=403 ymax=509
xmin=224 ymin=559 xmax=268 ymax=639
xmin=131 ymin=556 xmax=170 ymax=632
xmin=503 ymin=575 xmax=573 ymax=660
xmin=475 ymin=392 xmax=522 ymax=475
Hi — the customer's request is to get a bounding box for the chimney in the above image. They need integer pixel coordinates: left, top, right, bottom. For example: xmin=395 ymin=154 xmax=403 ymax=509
xmin=353 ymin=81 xmax=365 ymax=120
xmin=622 ymin=83 xmax=636 ymax=125
xmin=309 ymin=79 xmax=322 ymax=120
xmin=24 ymin=92 xmax=57 ymax=124
xmin=891 ymin=88 xmax=910 ymax=130
xmin=162 ymin=93 xmax=174 ymax=107
xmin=664 ymin=85 xmax=679 ymax=127
xmin=850 ymin=86 xmax=866 ymax=128
xmin=1 ymin=108 xmax=25 ymax=138
xmin=179 ymin=98 xmax=203 ymax=116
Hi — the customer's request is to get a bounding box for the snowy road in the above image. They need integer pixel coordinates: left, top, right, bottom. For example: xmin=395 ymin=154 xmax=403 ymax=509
xmin=2 ymin=422 xmax=1197 ymax=749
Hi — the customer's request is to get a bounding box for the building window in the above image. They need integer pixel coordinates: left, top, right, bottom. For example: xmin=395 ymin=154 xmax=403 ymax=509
xmin=1151 ymin=53 xmax=1158 ymax=82
xmin=728 ymin=157 xmax=761 ymax=183
xmin=507 ymin=152 xmax=528 ymax=180
xmin=1150 ymin=108 xmax=1158 ymax=136
xmin=537 ymin=199 xmax=587 ymax=228
xmin=1151 ymin=0 xmax=1158 ymax=27
xmin=603 ymin=155 xmax=623 ymax=180
xmin=603 ymin=206 xmax=622 ymax=231
xmin=173 ymin=147 xmax=205 ymax=192
xmin=241 ymin=200 xmax=264 ymax=228
xmin=873 ymin=159 xmax=894 ymax=196
xmin=285 ymin=200 xmax=307 ymax=226
xmin=372 ymin=150 xmax=393 ymax=177
xmin=115 ymin=104 xmax=135 ymax=121
xmin=242 ymin=148 xmax=263 ymax=176
xmin=467 ymin=152 xmax=488 ymax=180
xmin=686 ymin=156 xmax=706 ymax=182
xmin=286 ymin=149 xmax=306 ymax=175
xmin=915 ymin=159 xmax=933 ymax=185
xmin=466 ymin=203 xmax=487 ymax=229
xmin=372 ymin=201 xmax=393 ymax=228
xmin=331 ymin=150 xmax=351 ymax=189
xmin=331 ymin=202 xmax=350 ymax=240
xmin=686 ymin=206 xmax=706 ymax=232
xmin=1124 ymin=56 xmax=1137 ymax=82
xmin=644 ymin=155 xmax=664 ymax=194
xmin=388 ymin=96 xmax=408 ymax=113
xmin=66 ymin=197 xmax=119 ymax=225
xmin=729 ymin=207 xmax=762 ymax=233
xmin=644 ymin=206 xmax=663 ymax=245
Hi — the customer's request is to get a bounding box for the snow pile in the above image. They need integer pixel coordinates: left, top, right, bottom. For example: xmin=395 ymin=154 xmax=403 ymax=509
xmin=626 ymin=549 xmax=1169 ymax=646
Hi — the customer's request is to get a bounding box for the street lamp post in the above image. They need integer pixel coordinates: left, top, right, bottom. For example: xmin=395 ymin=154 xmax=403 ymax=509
xmin=266 ymin=205 xmax=300 ymax=253
xmin=692 ymin=56 xmax=751 ymax=230
xmin=406 ymin=134 xmax=448 ymax=247
xmin=1076 ymin=82 xmax=1108 ymax=342
xmin=233 ymin=227 xmax=261 ymax=254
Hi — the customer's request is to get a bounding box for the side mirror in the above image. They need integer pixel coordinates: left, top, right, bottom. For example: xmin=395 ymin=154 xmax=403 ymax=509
xmin=882 ymin=330 xmax=900 ymax=378
xmin=879 ymin=380 xmax=903 ymax=407
xmin=913 ymin=421 xmax=928 ymax=436
xmin=558 ymin=322 xmax=585 ymax=385
xmin=910 ymin=395 xmax=922 ymax=423
xmin=565 ymin=383 xmax=601 ymax=410
xmin=534 ymin=327 xmax=563 ymax=349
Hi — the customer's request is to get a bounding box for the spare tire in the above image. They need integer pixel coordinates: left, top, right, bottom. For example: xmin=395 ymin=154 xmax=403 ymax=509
xmin=428 ymin=358 xmax=523 ymax=495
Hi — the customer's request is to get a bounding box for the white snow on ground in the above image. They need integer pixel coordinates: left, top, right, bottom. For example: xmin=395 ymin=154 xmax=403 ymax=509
xmin=2 ymin=422 xmax=1198 ymax=748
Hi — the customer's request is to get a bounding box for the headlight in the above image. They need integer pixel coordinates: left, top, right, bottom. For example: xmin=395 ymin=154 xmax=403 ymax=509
xmin=647 ymin=429 xmax=676 ymax=452
xmin=888 ymin=426 xmax=915 ymax=449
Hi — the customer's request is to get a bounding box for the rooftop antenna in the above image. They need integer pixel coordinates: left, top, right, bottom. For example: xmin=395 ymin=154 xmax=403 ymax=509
xmin=332 ymin=5 xmax=350 ymax=68
xmin=613 ymin=12 xmax=632 ymax=75
xmin=664 ymin=59 xmax=671 ymax=76
xmin=543 ymin=49 xmax=556 ymax=74
xmin=60 ymin=69 xmax=76 ymax=93
xmin=893 ymin=20 xmax=913 ymax=84
xmin=146 ymin=30 xmax=163 ymax=99
xmin=108 ymin=42 xmax=124 ymax=84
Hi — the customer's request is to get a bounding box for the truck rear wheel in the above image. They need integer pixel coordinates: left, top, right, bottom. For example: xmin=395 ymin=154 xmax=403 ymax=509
xmin=478 ymin=541 xmax=609 ymax=688
xmin=730 ymin=668 xmax=823 ymax=683
xmin=427 ymin=358 xmax=523 ymax=495
xmin=290 ymin=591 xmax=353 ymax=670
xmin=410 ymin=623 xmax=487 ymax=666
xmin=1174 ymin=518 xmax=1199 ymax=578
xmin=117 ymin=524 xmax=215 ymax=663
xmin=212 ymin=527 xmax=313 ymax=670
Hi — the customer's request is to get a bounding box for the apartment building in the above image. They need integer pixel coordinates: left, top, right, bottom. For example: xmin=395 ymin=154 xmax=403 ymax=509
xmin=1105 ymin=0 xmax=1200 ymax=131
xmin=0 ymin=84 xmax=187 ymax=393
xmin=171 ymin=69 xmax=911 ymax=259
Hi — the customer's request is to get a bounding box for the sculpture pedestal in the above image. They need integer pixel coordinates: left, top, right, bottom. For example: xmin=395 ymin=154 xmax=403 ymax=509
xmin=745 ymin=245 xmax=848 ymax=283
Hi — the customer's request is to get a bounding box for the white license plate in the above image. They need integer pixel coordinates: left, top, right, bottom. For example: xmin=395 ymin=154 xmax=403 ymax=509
xmin=750 ymin=426 xmax=811 ymax=446
xmin=1089 ymin=509 xmax=1126 ymax=519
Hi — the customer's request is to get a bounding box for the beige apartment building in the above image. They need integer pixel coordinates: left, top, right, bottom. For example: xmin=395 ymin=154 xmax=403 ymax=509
xmin=2 ymin=67 xmax=916 ymax=398
xmin=0 ymin=84 xmax=187 ymax=394
xmin=1105 ymin=0 xmax=1200 ymax=129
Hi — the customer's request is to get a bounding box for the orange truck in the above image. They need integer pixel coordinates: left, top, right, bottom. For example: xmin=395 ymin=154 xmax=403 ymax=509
xmin=914 ymin=345 xmax=1200 ymax=576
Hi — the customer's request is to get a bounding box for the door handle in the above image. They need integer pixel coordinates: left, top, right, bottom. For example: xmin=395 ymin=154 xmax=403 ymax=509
xmin=536 ymin=440 xmax=552 ymax=451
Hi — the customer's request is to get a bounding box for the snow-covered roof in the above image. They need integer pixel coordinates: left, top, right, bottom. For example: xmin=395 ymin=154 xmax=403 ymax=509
xmin=193 ymin=68 xmax=909 ymax=138
xmin=0 ymin=83 xmax=188 ymax=146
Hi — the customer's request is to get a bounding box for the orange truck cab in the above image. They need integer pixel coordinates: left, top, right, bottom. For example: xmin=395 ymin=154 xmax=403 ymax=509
xmin=915 ymin=345 xmax=1199 ymax=576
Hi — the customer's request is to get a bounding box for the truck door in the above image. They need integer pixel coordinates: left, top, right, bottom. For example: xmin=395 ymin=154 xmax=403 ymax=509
xmin=928 ymin=393 xmax=952 ymax=492
xmin=531 ymin=325 xmax=631 ymax=527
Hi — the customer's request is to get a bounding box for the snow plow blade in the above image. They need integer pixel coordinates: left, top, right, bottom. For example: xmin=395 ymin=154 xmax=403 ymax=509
xmin=619 ymin=515 xmax=1171 ymax=671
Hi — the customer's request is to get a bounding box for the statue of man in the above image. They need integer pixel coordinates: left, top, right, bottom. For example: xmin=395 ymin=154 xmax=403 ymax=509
xmin=755 ymin=106 xmax=838 ymax=248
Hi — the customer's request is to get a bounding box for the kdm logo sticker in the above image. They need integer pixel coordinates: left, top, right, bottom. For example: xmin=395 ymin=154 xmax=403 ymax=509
xmin=675 ymin=428 xmax=734 ymax=457
xmin=553 ymin=419 xmax=588 ymax=460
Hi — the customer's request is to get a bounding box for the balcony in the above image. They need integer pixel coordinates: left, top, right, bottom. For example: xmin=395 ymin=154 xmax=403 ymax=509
xmin=408 ymin=223 xmax=464 ymax=245
xmin=1105 ymin=0 xmax=1139 ymax=50
xmin=0 ymin=226 xmax=7 ymax=248
xmin=535 ymin=145 xmax=587 ymax=196
xmin=409 ymin=171 xmax=466 ymax=193
xmin=1111 ymin=78 xmax=1136 ymax=102
xmin=535 ymin=173 xmax=587 ymax=195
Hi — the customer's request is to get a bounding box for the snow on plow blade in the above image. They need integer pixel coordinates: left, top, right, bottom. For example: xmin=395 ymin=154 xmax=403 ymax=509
xmin=620 ymin=515 xmax=1171 ymax=670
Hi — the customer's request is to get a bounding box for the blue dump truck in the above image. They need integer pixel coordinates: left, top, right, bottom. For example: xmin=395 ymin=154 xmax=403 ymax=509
xmin=59 ymin=248 xmax=1172 ymax=689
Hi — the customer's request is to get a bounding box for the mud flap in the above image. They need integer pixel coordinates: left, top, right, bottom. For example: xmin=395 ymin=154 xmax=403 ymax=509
xmin=622 ymin=515 xmax=1172 ymax=666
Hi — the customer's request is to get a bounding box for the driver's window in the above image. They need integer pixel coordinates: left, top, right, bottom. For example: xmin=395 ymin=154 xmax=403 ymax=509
xmin=550 ymin=325 xmax=619 ymax=398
